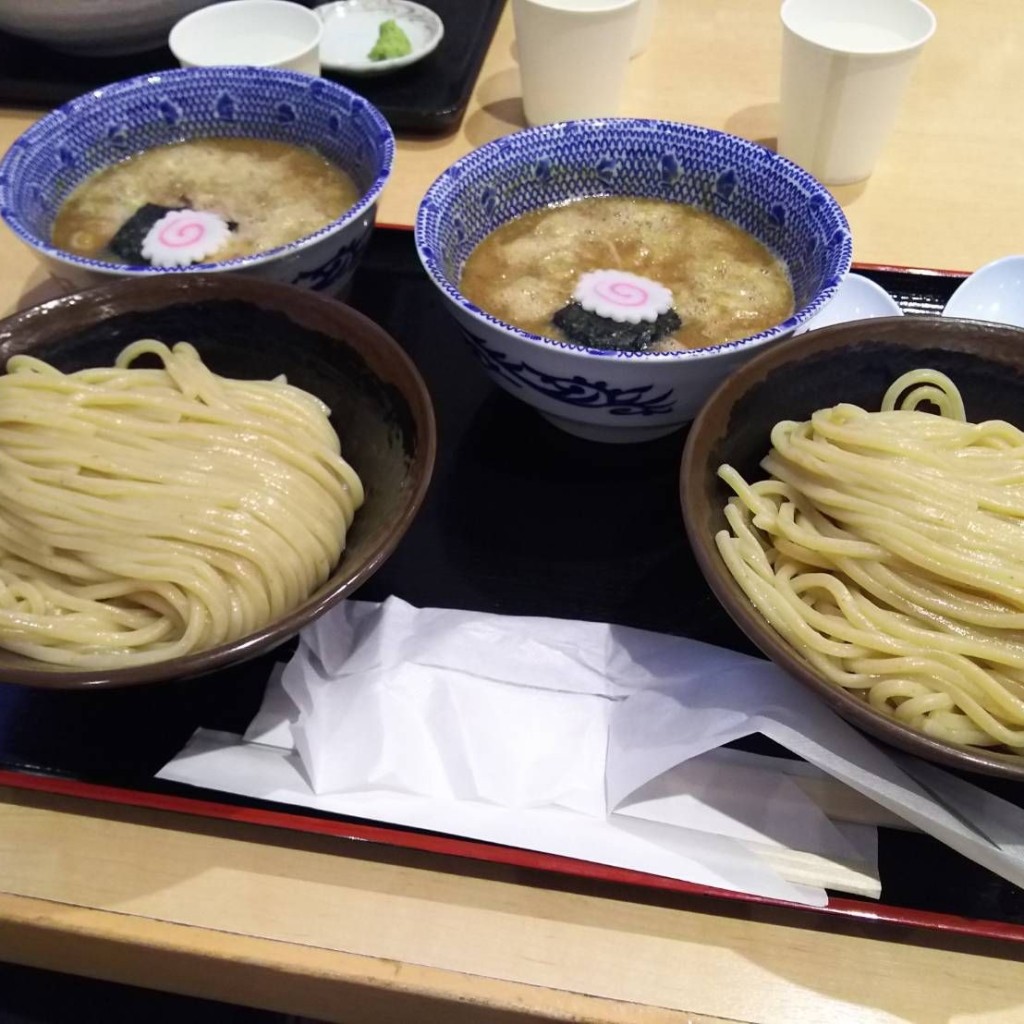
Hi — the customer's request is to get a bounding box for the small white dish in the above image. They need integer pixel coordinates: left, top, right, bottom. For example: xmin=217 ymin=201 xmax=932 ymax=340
xmin=941 ymin=255 xmax=1024 ymax=329
xmin=170 ymin=0 xmax=323 ymax=75
xmin=795 ymin=272 xmax=903 ymax=335
xmin=317 ymin=0 xmax=444 ymax=75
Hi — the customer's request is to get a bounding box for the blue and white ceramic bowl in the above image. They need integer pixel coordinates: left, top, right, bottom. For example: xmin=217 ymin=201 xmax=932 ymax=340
xmin=0 ymin=67 xmax=394 ymax=295
xmin=415 ymin=119 xmax=852 ymax=443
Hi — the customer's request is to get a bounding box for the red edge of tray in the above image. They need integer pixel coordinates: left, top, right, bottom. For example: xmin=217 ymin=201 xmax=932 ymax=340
xmin=853 ymin=259 xmax=971 ymax=279
xmin=3 ymin=766 xmax=1023 ymax=946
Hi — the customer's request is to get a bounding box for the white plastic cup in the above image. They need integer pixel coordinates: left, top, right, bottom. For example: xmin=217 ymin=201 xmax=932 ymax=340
xmin=512 ymin=0 xmax=640 ymax=127
xmin=778 ymin=0 xmax=936 ymax=185
xmin=169 ymin=0 xmax=323 ymax=76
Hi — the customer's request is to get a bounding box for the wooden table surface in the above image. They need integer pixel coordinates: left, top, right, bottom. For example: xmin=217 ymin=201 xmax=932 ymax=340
xmin=3 ymin=2 xmax=1024 ymax=1021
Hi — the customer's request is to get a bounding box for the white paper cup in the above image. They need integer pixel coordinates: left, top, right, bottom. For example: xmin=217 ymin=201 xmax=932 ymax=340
xmin=169 ymin=0 xmax=323 ymax=76
xmin=512 ymin=0 xmax=640 ymax=127
xmin=778 ymin=0 xmax=936 ymax=185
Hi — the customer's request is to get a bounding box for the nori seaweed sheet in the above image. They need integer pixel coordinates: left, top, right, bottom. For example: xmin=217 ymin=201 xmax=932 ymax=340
xmin=552 ymin=302 xmax=682 ymax=352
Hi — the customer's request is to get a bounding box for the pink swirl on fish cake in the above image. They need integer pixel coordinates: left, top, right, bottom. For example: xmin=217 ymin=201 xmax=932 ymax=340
xmin=142 ymin=209 xmax=231 ymax=268
xmin=572 ymin=270 xmax=674 ymax=324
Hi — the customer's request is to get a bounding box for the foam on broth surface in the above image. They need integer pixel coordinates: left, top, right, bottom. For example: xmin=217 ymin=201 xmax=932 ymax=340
xmin=459 ymin=196 xmax=795 ymax=352
xmin=52 ymin=138 xmax=361 ymax=264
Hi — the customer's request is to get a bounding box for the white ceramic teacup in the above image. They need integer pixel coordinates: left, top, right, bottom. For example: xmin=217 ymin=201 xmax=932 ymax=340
xmin=778 ymin=0 xmax=936 ymax=185
xmin=512 ymin=0 xmax=640 ymax=126
xmin=169 ymin=0 xmax=323 ymax=75
xmin=631 ymin=0 xmax=659 ymax=57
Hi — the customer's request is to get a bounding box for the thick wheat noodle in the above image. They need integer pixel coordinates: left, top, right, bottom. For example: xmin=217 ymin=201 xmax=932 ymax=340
xmin=716 ymin=368 xmax=1024 ymax=751
xmin=0 ymin=340 xmax=364 ymax=668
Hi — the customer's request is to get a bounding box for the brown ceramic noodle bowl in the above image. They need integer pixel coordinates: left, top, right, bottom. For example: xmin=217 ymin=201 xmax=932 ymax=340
xmin=681 ymin=316 xmax=1024 ymax=780
xmin=0 ymin=274 xmax=436 ymax=689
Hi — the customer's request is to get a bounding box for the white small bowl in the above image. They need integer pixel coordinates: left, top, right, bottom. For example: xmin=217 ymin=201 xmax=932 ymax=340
xmin=317 ymin=0 xmax=444 ymax=75
xmin=170 ymin=0 xmax=323 ymax=75
xmin=794 ymin=273 xmax=903 ymax=334
xmin=942 ymin=256 xmax=1024 ymax=329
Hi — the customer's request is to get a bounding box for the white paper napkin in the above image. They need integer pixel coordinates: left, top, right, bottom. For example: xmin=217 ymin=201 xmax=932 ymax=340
xmin=157 ymin=596 xmax=1024 ymax=906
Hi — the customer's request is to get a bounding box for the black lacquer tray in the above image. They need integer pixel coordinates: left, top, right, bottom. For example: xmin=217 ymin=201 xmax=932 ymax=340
xmin=5 ymin=229 xmax=1024 ymax=944
xmin=0 ymin=0 xmax=504 ymax=134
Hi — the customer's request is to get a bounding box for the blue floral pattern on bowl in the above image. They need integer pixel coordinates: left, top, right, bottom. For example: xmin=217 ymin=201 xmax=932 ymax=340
xmin=292 ymin=231 xmax=372 ymax=292
xmin=414 ymin=119 xmax=853 ymax=441
xmin=0 ymin=67 xmax=394 ymax=292
xmin=463 ymin=329 xmax=674 ymax=416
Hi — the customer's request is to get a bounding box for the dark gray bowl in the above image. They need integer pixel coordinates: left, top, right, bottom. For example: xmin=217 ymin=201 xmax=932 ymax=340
xmin=0 ymin=274 xmax=436 ymax=688
xmin=681 ymin=316 xmax=1024 ymax=780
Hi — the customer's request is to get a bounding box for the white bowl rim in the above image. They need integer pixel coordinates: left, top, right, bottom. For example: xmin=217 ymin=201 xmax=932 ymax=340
xmin=0 ymin=67 xmax=396 ymax=278
xmin=941 ymin=253 xmax=1024 ymax=324
xmin=414 ymin=117 xmax=853 ymax=363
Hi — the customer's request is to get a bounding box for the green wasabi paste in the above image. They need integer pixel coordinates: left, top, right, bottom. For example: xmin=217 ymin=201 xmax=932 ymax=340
xmin=368 ymin=19 xmax=413 ymax=61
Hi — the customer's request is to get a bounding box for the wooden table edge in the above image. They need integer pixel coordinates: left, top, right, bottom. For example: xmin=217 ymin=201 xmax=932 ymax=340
xmin=0 ymin=889 xmax=721 ymax=1024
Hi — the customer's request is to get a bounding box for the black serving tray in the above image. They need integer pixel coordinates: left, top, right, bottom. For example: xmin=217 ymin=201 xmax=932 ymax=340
xmin=7 ymin=230 xmax=1024 ymax=942
xmin=0 ymin=0 xmax=504 ymax=134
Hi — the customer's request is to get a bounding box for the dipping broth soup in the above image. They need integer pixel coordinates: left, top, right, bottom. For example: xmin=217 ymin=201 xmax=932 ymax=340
xmin=459 ymin=196 xmax=795 ymax=353
xmin=52 ymin=137 xmax=361 ymax=265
